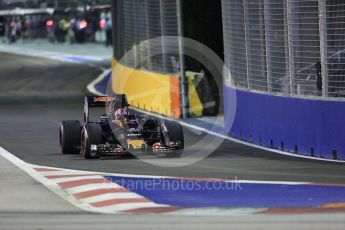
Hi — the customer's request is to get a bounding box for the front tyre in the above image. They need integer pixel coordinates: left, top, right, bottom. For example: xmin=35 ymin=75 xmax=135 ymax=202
xmin=59 ymin=120 xmax=81 ymax=154
xmin=81 ymin=123 xmax=103 ymax=159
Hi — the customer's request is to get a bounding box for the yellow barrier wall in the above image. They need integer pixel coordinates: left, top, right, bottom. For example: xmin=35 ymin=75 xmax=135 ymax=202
xmin=186 ymin=72 xmax=203 ymax=117
xmin=112 ymin=59 xmax=181 ymax=118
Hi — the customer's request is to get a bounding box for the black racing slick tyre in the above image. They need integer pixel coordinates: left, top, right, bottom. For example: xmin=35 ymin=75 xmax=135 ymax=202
xmin=59 ymin=120 xmax=81 ymax=154
xmin=81 ymin=123 xmax=103 ymax=159
xmin=163 ymin=120 xmax=184 ymax=158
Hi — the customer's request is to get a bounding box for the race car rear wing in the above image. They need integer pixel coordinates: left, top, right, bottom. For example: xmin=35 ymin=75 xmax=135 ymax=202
xmin=85 ymin=95 xmax=129 ymax=108
xmin=84 ymin=95 xmax=129 ymax=122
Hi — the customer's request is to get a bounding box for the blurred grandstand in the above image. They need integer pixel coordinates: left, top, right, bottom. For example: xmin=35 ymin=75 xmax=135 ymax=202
xmin=0 ymin=0 xmax=111 ymax=44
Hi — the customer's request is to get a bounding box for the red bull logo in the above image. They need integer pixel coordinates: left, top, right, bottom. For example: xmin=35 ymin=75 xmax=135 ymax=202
xmin=94 ymin=97 xmax=117 ymax=102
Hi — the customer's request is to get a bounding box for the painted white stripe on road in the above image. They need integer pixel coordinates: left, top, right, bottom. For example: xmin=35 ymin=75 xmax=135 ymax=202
xmin=66 ymin=183 xmax=124 ymax=195
xmin=0 ymin=45 xmax=108 ymax=63
xmin=102 ymin=202 xmax=168 ymax=212
xmin=79 ymin=193 xmax=143 ymax=204
xmin=166 ymin=208 xmax=267 ymax=216
xmin=39 ymin=170 xmax=102 ymax=176
xmin=233 ymin=180 xmax=307 ymax=185
xmin=0 ymin=146 xmax=99 ymax=213
xmin=87 ymin=68 xmax=111 ymax=96
xmin=30 ymin=161 xmax=328 ymax=186
xmin=51 ymin=175 xmax=105 ymax=184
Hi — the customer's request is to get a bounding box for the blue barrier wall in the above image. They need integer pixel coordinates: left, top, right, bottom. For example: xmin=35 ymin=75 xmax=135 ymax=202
xmin=224 ymin=86 xmax=345 ymax=160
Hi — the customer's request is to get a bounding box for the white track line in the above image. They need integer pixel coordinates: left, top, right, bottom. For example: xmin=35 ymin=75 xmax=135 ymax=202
xmin=29 ymin=160 xmax=336 ymax=186
xmin=87 ymin=68 xmax=111 ymax=96
xmin=65 ymin=183 xmax=123 ymax=195
xmin=39 ymin=170 xmax=101 ymax=176
xmin=130 ymin=107 xmax=345 ymax=163
xmin=0 ymin=146 xmax=99 ymax=213
xmin=30 ymin=158 xmax=339 ymax=186
xmin=34 ymin=162 xmax=317 ymax=185
xmin=102 ymin=202 xmax=168 ymax=213
xmin=51 ymin=175 xmax=105 ymax=184
xmin=79 ymin=193 xmax=143 ymax=204
xmin=166 ymin=208 xmax=267 ymax=216
xmin=0 ymin=44 xmax=108 ymax=63
xmin=0 ymin=147 xmax=172 ymax=214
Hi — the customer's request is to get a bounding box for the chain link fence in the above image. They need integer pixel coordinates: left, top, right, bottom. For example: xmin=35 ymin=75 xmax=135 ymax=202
xmin=112 ymin=0 xmax=179 ymax=74
xmin=223 ymin=0 xmax=345 ymax=99
xmin=112 ymin=0 xmax=345 ymax=99
xmin=325 ymin=0 xmax=345 ymax=97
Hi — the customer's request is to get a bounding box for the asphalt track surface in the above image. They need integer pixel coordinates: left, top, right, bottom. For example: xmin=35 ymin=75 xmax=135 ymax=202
xmin=1 ymin=53 xmax=345 ymax=184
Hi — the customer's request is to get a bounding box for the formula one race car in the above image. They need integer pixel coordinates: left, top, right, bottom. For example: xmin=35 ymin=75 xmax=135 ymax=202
xmin=59 ymin=95 xmax=184 ymax=159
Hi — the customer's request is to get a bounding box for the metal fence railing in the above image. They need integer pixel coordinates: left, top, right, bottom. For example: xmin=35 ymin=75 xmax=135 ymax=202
xmin=222 ymin=0 xmax=248 ymax=89
xmin=112 ymin=0 xmax=179 ymax=74
xmin=222 ymin=0 xmax=345 ymax=99
xmin=325 ymin=0 xmax=345 ymax=97
xmin=289 ymin=0 xmax=321 ymax=97
xmin=113 ymin=0 xmax=345 ymax=99
xmin=264 ymin=0 xmax=290 ymax=94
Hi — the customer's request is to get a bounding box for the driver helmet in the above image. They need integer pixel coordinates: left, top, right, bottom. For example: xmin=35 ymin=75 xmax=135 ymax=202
xmin=115 ymin=108 xmax=128 ymax=116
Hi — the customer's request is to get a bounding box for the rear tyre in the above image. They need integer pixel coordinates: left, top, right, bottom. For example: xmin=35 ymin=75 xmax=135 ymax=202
xmin=81 ymin=123 xmax=103 ymax=159
xmin=59 ymin=120 xmax=81 ymax=154
xmin=162 ymin=120 xmax=184 ymax=158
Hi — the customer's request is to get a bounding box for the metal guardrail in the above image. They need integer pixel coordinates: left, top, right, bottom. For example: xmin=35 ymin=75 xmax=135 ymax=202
xmin=0 ymin=8 xmax=55 ymax=16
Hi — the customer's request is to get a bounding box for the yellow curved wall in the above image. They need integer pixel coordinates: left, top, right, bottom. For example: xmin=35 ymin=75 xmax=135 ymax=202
xmin=186 ymin=72 xmax=203 ymax=117
xmin=112 ymin=59 xmax=181 ymax=118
